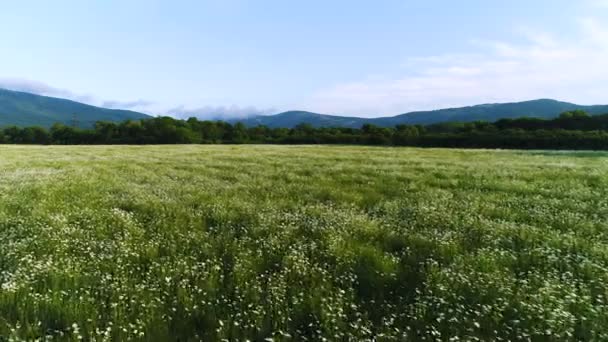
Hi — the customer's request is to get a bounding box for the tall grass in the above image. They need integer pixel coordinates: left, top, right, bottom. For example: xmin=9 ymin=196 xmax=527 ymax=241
xmin=0 ymin=145 xmax=607 ymax=340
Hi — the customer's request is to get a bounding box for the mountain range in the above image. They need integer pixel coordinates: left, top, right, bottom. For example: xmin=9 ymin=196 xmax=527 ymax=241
xmin=232 ymin=100 xmax=608 ymax=128
xmin=0 ymin=88 xmax=150 ymax=127
xmin=1 ymin=88 xmax=607 ymax=128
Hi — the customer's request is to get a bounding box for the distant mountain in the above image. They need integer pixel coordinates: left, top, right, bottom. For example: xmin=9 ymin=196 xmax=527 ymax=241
xmin=233 ymin=111 xmax=370 ymax=128
xmin=3 ymin=89 xmax=607 ymax=130
xmin=234 ymin=99 xmax=608 ymax=128
xmin=0 ymin=88 xmax=150 ymax=127
xmin=372 ymin=99 xmax=608 ymax=126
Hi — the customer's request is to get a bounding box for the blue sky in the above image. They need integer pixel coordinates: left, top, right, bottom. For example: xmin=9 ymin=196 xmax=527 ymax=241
xmin=1 ymin=0 xmax=607 ymax=118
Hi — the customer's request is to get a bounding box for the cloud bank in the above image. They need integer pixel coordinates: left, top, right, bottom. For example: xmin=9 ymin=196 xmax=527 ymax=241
xmin=0 ymin=78 xmax=94 ymax=104
xmin=102 ymin=99 xmax=155 ymax=110
xmin=167 ymin=105 xmax=275 ymax=120
xmin=311 ymin=17 xmax=608 ymax=116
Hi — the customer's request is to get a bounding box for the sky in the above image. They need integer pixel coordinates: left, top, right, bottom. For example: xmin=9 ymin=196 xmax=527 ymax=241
xmin=1 ymin=0 xmax=608 ymax=118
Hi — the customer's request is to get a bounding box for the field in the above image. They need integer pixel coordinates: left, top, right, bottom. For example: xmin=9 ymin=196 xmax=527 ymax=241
xmin=0 ymin=145 xmax=607 ymax=341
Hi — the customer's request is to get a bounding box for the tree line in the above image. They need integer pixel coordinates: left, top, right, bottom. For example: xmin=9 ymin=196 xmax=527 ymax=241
xmin=2 ymin=110 xmax=608 ymax=149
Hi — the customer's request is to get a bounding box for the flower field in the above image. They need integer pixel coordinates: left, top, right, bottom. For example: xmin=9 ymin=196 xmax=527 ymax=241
xmin=0 ymin=145 xmax=607 ymax=341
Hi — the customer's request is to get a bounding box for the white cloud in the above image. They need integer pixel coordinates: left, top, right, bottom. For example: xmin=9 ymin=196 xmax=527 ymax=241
xmin=580 ymin=17 xmax=608 ymax=46
xmin=167 ymin=105 xmax=274 ymax=120
xmin=0 ymin=77 xmax=272 ymax=119
xmin=310 ymin=18 xmax=608 ymax=117
xmin=588 ymin=0 xmax=608 ymax=8
xmin=0 ymin=78 xmax=94 ymax=104
xmin=0 ymin=78 xmax=158 ymax=113
xmin=102 ymin=99 xmax=155 ymax=110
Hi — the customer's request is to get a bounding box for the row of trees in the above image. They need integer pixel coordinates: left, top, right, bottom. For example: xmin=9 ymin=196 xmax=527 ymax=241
xmin=1 ymin=110 xmax=608 ymax=149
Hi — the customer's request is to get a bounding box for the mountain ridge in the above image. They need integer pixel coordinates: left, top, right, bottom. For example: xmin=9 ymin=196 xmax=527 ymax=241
xmin=232 ymin=99 xmax=608 ymax=128
xmin=2 ymin=88 xmax=608 ymax=129
xmin=0 ymin=88 xmax=151 ymax=127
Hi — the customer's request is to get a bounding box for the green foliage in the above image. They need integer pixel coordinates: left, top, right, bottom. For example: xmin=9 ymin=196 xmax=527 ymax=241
xmin=0 ymin=145 xmax=607 ymax=340
xmin=560 ymin=110 xmax=590 ymax=119
xmin=3 ymin=113 xmax=608 ymax=149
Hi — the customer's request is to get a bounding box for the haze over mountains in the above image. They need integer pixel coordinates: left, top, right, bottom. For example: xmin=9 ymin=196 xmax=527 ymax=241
xmin=0 ymin=88 xmax=150 ymax=127
xmin=1 ymin=88 xmax=607 ymax=128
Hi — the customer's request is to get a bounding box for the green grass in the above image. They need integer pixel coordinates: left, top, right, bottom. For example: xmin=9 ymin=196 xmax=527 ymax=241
xmin=0 ymin=145 xmax=607 ymax=341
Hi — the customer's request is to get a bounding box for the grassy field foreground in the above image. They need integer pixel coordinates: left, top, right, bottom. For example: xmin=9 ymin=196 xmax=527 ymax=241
xmin=0 ymin=145 xmax=607 ymax=341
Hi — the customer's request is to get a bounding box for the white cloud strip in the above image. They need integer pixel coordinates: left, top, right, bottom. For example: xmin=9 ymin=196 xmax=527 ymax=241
xmin=311 ymin=17 xmax=608 ymax=116
xmin=0 ymin=78 xmax=94 ymax=104
xmin=167 ymin=105 xmax=275 ymax=120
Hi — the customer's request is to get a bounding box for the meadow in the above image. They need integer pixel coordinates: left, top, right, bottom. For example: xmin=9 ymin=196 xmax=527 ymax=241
xmin=0 ymin=145 xmax=607 ymax=341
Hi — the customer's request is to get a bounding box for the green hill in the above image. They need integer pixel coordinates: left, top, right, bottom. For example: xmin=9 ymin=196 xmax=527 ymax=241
xmin=3 ymin=89 xmax=607 ymax=130
xmin=235 ymin=111 xmax=367 ymax=128
xmin=0 ymin=88 xmax=150 ymax=127
xmin=234 ymin=99 xmax=608 ymax=128
xmin=373 ymin=99 xmax=608 ymax=126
